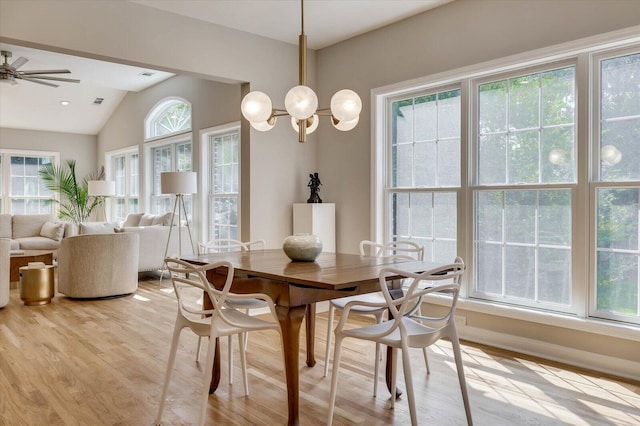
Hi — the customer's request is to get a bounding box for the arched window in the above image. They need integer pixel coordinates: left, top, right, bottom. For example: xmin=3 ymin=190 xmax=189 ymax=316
xmin=144 ymin=97 xmax=193 ymax=216
xmin=145 ymin=98 xmax=192 ymax=139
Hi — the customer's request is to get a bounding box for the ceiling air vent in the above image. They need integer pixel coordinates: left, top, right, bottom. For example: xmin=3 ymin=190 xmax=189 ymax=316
xmin=93 ymin=97 xmax=104 ymax=105
xmin=139 ymin=71 xmax=155 ymax=77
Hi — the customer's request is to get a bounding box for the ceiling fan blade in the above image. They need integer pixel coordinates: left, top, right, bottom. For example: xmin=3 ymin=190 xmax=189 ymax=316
xmin=19 ymin=76 xmax=59 ymax=87
xmin=27 ymin=75 xmax=80 ymax=83
xmin=20 ymin=69 xmax=71 ymax=75
xmin=10 ymin=57 xmax=28 ymax=69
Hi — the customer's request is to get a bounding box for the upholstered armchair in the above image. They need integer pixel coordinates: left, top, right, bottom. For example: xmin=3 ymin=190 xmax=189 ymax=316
xmin=0 ymin=238 xmax=10 ymax=308
xmin=57 ymin=233 xmax=140 ymax=298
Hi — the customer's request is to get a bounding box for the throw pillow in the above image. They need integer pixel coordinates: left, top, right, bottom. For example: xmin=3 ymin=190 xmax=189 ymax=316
xmin=40 ymin=221 xmax=65 ymax=241
xmin=138 ymin=214 xmax=157 ymax=226
xmin=122 ymin=212 xmax=144 ymax=227
xmin=79 ymin=222 xmax=118 ymax=235
xmin=152 ymin=212 xmax=176 ymax=226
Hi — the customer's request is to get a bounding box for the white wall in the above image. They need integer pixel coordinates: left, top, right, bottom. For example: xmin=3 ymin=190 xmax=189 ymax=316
xmin=0 ymin=127 xmax=96 ymax=179
xmin=0 ymin=0 xmax=317 ymax=247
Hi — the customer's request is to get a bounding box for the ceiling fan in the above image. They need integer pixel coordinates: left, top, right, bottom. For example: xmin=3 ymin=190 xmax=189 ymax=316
xmin=1 ymin=50 xmax=80 ymax=87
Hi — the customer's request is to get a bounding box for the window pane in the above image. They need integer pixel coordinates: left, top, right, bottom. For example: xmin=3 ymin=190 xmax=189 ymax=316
xmin=390 ymin=192 xmax=409 ymax=238
xmin=478 ymin=66 xmax=576 ymax=186
xmin=597 ymin=188 xmax=639 ymax=251
xmin=599 ymin=52 xmax=640 ymax=182
xmin=414 ymin=142 xmax=435 ymax=187
xmin=539 ymin=247 xmax=571 ymax=304
xmin=434 ymin=192 xmax=456 ymax=239
xmin=475 ymin=189 xmax=572 ymax=307
xmin=410 ymin=193 xmax=432 ymax=238
xmin=596 ymin=251 xmax=638 ymax=317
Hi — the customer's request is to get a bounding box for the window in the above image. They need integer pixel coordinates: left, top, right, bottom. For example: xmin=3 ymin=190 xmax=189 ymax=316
xmin=144 ymin=98 xmax=193 ymax=217
xmin=201 ymin=123 xmax=240 ymax=243
xmin=473 ymin=64 xmax=576 ymax=313
xmin=593 ymin=49 xmax=640 ymax=323
xmin=375 ymin=36 xmax=640 ymax=327
xmin=388 ymin=89 xmax=460 ymax=263
xmin=0 ymin=150 xmax=58 ymax=214
xmin=145 ymin=98 xmax=191 ymax=139
xmin=148 ymin=137 xmax=192 ymax=216
xmin=107 ymin=147 xmax=139 ymax=222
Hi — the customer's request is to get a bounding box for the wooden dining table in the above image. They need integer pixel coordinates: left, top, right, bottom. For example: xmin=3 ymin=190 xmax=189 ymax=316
xmin=182 ymin=249 xmax=438 ymax=426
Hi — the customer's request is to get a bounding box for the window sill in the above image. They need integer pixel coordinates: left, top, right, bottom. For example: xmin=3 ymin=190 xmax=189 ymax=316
xmin=424 ymin=294 xmax=640 ymax=341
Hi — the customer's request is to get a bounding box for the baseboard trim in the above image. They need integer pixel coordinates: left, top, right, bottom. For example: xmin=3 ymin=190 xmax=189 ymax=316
xmin=458 ymin=325 xmax=640 ymax=382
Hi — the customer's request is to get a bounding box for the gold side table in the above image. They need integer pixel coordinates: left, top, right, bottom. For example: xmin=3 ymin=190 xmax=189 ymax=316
xmin=19 ymin=265 xmax=55 ymax=306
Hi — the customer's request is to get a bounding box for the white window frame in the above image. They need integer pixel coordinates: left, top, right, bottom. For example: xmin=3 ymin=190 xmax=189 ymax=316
xmin=384 ymin=86 xmax=462 ymax=265
xmin=144 ymin=96 xmax=192 ymax=141
xmin=590 ymin=45 xmax=640 ymax=323
xmin=372 ymin=26 xmax=640 ymax=339
xmin=144 ymin=133 xmax=193 ymax=215
xmin=0 ymin=149 xmax=60 ymax=214
xmin=469 ymin=60 xmax=579 ymax=315
xmin=199 ymin=122 xmax=241 ymax=244
xmin=105 ymin=145 xmax=140 ymax=223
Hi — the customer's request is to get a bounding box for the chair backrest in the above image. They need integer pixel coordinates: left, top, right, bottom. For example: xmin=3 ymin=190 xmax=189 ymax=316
xmin=165 ymin=258 xmax=249 ymax=327
xmin=360 ymin=240 xmax=424 ymax=260
xmin=198 ymin=238 xmax=265 ymax=255
xmin=378 ymin=258 xmax=466 ymax=331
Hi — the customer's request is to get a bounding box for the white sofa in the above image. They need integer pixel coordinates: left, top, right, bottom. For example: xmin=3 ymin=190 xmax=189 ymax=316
xmin=78 ymin=212 xmax=194 ymax=272
xmin=0 ymin=214 xmax=74 ymax=256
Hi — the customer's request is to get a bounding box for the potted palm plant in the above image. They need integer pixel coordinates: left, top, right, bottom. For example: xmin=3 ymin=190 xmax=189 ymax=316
xmin=39 ymin=160 xmax=106 ymax=225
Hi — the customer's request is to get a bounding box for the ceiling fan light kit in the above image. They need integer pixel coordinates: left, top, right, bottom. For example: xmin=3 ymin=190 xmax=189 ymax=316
xmin=1 ymin=50 xmax=80 ymax=87
xmin=240 ymin=0 xmax=361 ymax=143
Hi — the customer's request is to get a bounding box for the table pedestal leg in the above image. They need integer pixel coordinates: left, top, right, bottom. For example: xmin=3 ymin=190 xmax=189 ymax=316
xmin=305 ymin=303 xmax=316 ymax=367
xmin=276 ymin=304 xmax=307 ymax=426
xmin=208 ymin=337 xmax=221 ymax=394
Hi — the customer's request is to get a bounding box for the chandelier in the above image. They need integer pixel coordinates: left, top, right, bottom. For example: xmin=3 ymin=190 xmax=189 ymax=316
xmin=240 ymin=0 xmax=362 ymax=143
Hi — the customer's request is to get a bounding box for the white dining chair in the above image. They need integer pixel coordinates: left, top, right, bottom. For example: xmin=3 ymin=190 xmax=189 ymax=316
xmin=323 ymin=240 xmax=424 ymax=396
xmin=196 ymin=239 xmax=267 ymax=385
xmin=327 ymin=258 xmax=471 ymax=426
xmin=156 ymin=258 xmax=281 ymax=426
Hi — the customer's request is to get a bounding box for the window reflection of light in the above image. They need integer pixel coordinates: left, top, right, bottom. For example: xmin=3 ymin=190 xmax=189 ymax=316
xmin=548 ymin=149 xmax=565 ymax=165
xmin=601 ymin=145 xmax=622 ymax=166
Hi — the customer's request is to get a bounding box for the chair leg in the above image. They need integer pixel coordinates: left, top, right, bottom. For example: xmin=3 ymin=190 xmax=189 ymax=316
xmin=390 ymin=347 xmax=397 ymax=410
xmin=401 ymin=344 xmax=418 ymax=426
xmin=156 ymin=323 xmax=183 ymax=425
xmin=239 ymin=332 xmax=249 ymax=396
xmin=451 ymin=331 xmax=473 ymax=426
xmin=323 ymin=303 xmax=335 ymax=377
xmin=195 ymin=336 xmax=202 ymax=363
xmin=327 ymin=334 xmax=344 ymax=426
xmin=415 ymin=304 xmax=430 ymax=374
xmin=228 ymin=335 xmax=233 ymax=384
xmin=243 ymin=309 xmax=250 ymax=352
xmin=372 ymin=310 xmax=384 ymax=397
xmin=198 ymin=333 xmax=218 ymax=426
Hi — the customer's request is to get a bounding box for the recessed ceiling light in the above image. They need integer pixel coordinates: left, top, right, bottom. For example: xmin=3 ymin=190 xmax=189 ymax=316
xmin=60 ymin=100 xmax=70 ymax=106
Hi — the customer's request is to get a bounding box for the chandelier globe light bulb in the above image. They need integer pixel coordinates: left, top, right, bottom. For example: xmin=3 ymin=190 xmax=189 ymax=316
xmin=241 ymin=91 xmax=273 ymax=123
xmin=291 ymin=114 xmax=319 ymax=134
xmin=285 ymin=85 xmax=318 ymax=120
xmin=330 ymin=89 xmax=362 ymax=122
xmin=251 ymin=119 xmax=277 ymax=132
xmin=333 ymin=115 xmax=359 ymax=131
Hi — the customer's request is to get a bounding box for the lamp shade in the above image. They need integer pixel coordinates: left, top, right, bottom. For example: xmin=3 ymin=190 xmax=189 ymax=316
xmin=161 ymin=172 xmax=197 ymax=195
xmin=291 ymin=114 xmax=319 ymax=134
xmin=88 ymin=180 xmax=115 ymax=196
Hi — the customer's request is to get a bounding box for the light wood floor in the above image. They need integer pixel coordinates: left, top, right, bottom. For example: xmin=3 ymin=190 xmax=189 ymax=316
xmin=1 ymin=274 xmax=639 ymax=425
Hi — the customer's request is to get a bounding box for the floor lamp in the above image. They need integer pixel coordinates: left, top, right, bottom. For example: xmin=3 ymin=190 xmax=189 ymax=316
xmin=88 ymin=180 xmax=115 ymax=222
xmin=160 ymin=171 xmax=197 ymax=262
